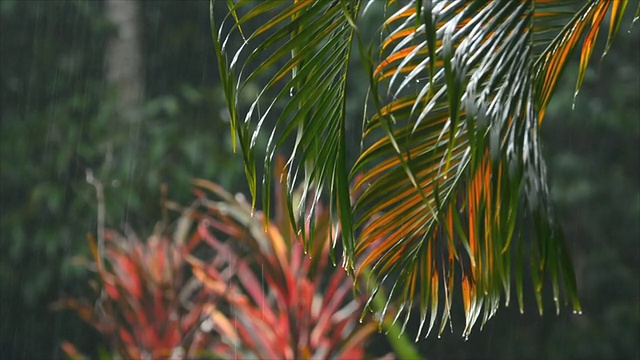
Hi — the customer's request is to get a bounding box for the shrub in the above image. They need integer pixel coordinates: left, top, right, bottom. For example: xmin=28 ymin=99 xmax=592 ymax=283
xmin=54 ymin=159 xmax=376 ymax=359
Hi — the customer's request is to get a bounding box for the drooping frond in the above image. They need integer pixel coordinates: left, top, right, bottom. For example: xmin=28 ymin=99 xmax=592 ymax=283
xmin=533 ymin=0 xmax=634 ymax=121
xmin=352 ymin=0 xmax=632 ymax=338
xmin=212 ymin=0 xmax=635 ymax=339
xmin=210 ymin=0 xmax=361 ymax=264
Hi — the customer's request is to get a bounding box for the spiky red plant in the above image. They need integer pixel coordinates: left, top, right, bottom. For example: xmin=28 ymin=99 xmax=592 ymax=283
xmin=55 ymin=159 xmax=377 ymax=359
xmin=53 ymin=228 xmax=218 ymax=359
xmin=188 ymin=175 xmax=376 ymax=359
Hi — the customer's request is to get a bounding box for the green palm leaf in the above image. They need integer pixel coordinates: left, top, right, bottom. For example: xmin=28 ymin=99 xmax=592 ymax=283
xmin=212 ymin=0 xmax=636 ymax=338
xmin=210 ymin=0 xmax=360 ymax=264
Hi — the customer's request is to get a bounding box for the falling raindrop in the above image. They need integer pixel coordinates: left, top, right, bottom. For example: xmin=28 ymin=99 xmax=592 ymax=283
xmin=289 ymin=87 xmax=295 ymax=97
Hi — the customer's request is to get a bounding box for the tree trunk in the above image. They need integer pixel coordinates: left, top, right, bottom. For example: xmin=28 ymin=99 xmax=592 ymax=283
xmin=105 ymin=0 xmax=143 ymax=121
xmin=103 ymin=0 xmax=144 ymax=229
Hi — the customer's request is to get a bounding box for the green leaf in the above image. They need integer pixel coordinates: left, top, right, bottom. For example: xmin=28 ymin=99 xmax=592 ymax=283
xmin=214 ymin=0 xmax=632 ymax=339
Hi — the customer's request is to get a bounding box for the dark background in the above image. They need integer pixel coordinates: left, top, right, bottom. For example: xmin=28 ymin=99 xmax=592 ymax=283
xmin=1 ymin=1 xmax=638 ymax=359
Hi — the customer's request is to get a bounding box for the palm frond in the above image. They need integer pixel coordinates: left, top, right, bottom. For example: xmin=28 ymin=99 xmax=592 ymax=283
xmin=352 ymin=0 xmax=631 ymax=338
xmin=211 ymin=0 xmax=361 ymax=264
xmin=533 ymin=0 xmax=631 ymax=120
xmin=213 ymin=0 xmax=634 ymax=339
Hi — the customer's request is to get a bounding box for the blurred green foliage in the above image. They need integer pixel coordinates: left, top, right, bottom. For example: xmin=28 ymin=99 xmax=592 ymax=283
xmin=0 ymin=1 xmax=244 ymax=358
xmin=0 ymin=1 xmax=637 ymax=359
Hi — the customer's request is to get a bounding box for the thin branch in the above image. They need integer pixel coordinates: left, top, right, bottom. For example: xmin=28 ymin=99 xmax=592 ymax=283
xmin=86 ymin=168 xmax=105 ymax=268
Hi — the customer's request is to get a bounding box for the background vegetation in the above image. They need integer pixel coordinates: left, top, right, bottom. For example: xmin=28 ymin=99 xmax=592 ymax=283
xmin=0 ymin=1 xmax=637 ymax=359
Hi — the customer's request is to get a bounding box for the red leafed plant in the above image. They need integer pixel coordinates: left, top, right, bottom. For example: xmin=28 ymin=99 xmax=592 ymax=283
xmin=52 ymin=228 xmax=218 ymax=359
xmin=54 ymin=159 xmax=377 ymax=359
xmin=187 ymin=175 xmax=377 ymax=359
